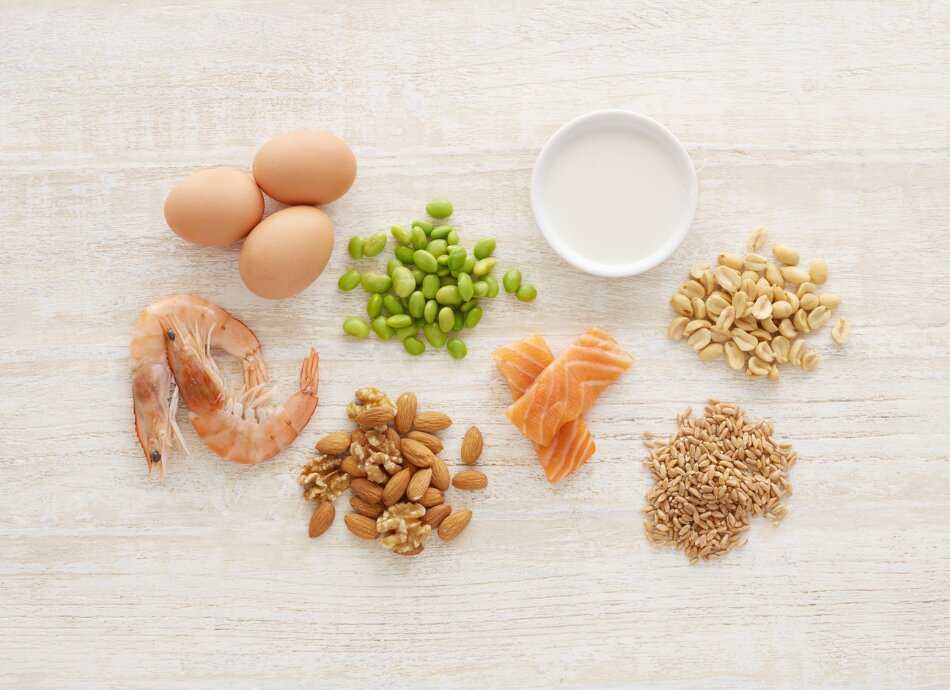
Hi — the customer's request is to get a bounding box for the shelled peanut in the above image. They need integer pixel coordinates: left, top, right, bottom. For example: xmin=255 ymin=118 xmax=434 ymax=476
xmin=668 ymin=228 xmax=846 ymax=380
xmin=299 ymin=387 xmax=486 ymax=554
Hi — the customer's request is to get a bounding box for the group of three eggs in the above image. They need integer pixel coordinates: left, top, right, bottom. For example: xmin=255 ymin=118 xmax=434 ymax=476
xmin=163 ymin=129 xmax=356 ymax=299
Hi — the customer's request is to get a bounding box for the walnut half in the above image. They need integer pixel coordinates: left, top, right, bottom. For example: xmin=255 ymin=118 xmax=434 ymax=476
xmin=347 ymin=387 xmax=396 ymax=422
xmin=377 ymin=502 xmax=431 ymax=554
xmin=351 ymin=428 xmax=402 ymax=484
xmin=299 ymin=455 xmax=351 ymax=502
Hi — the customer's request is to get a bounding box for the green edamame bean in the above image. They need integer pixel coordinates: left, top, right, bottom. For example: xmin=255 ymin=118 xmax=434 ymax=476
xmin=412 ymin=219 xmax=434 ymax=234
xmin=473 ymin=238 xmax=496 ymax=260
xmin=485 ymin=275 xmax=500 ymax=298
xmin=431 ymin=224 xmax=452 ymax=240
xmin=392 ymin=266 xmax=416 ymax=298
xmin=395 ymin=324 xmax=418 ymax=340
xmin=347 ymin=235 xmax=365 ymax=259
xmin=371 ymin=315 xmax=394 ymax=340
xmin=438 ymin=307 xmax=455 ymax=333
xmin=464 ymin=306 xmax=483 ymax=328
xmin=382 ymin=294 xmax=403 ymax=315
xmin=460 ymin=298 xmax=479 ymax=313
xmin=426 ymin=197 xmax=453 ymax=219
xmin=436 ymin=267 xmax=451 ymax=277
xmin=364 ymin=231 xmax=387 ymax=257
xmin=386 ymin=258 xmax=403 ymax=276
xmin=338 ymin=269 xmax=361 ymax=291
xmin=403 ymin=336 xmax=426 ymax=356
xmin=386 ymin=314 xmax=413 ymax=329
xmin=423 ymin=299 xmax=438 ymax=323
xmin=435 ymin=285 xmax=461 ymax=305
xmin=446 ymin=230 xmax=459 ymax=245
xmin=439 ymin=275 xmax=457 ymax=287
xmin=457 ymin=272 xmax=474 ymax=301
xmin=453 ymin=311 xmax=464 ymax=331
xmin=426 ymin=239 xmax=447 ymax=258
xmin=473 ymin=280 xmax=489 ymax=297
xmin=343 ymin=317 xmax=370 ymax=338
xmin=516 ymin=284 xmax=537 ymax=302
xmin=366 ymin=293 xmax=383 ymax=318
xmin=360 ymin=272 xmax=392 ymax=293
xmin=446 ymin=338 xmax=467 ymax=359
xmin=461 ymin=255 xmax=477 ymax=274
xmin=503 ymin=268 xmax=522 ymax=293
xmin=413 ymin=250 xmax=438 ymax=273
xmin=447 ymin=247 xmax=466 ymax=272
xmin=410 ymin=226 xmax=428 ymax=250
xmin=423 ymin=322 xmax=447 ymax=348
xmin=408 ymin=291 xmax=425 ymax=318
xmin=391 ymin=225 xmax=411 ymax=245
xmin=421 ymin=274 xmax=440 ymax=299
xmin=436 ymin=254 xmax=449 ymax=267
xmin=394 ymin=245 xmax=415 ymax=264
xmin=473 ymin=257 xmax=496 ymax=276
xmin=411 ymin=268 xmax=425 ymax=285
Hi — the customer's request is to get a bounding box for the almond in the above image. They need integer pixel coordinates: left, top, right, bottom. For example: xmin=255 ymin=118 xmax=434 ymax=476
xmin=344 ymin=513 xmax=379 ymax=539
xmin=452 ymin=469 xmax=488 ymax=490
xmin=351 ymin=428 xmax=368 ymax=446
xmin=406 ymin=430 xmax=443 ymax=454
xmin=400 ymin=438 xmax=435 ymax=468
xmin=438 ymin=509 xmax=472 ymax=542
xmin=413 ymin=411 xmax=452 ymax=433
xmin=383 ymin=468 xmax=412 ymax=506
xmin=316 ymin=432 xmax=351 ymax=456
xmin=430 ymin=456 xmax=450 ymax=491
xmin=350 ymin=477 xmax=384 ymax=504
xmin=460 ymin=426 xmax=483 ymax=465
xmin=419 ymin=487 xmax=445 ymax=507
xmin=308 ymin=502 xmax=335 ymax=538
xmin=340 ymin=456 xmax=367 ymax=478
xmin=395 ymin=392 xmax=417 ymax=435
xmin=355 ymin=406 xmax=395 ymax=429
xmin=349 ymin=496 xmax=384 ymax=518
xmin=406 ymin=468 xmax=432 ymax=501
xmin=421 ymin=504 xmax=452 ymax=529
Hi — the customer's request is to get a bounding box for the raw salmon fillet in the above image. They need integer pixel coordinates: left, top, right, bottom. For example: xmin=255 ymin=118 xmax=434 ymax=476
xmin=493 ymin=335 xmax=596 ymax=483
xmin=504 ymin=328 xmax=634 ymax=447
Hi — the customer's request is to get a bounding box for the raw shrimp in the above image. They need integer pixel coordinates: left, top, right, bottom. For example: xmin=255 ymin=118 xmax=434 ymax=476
xmin=130 ymin=294 xmax=268 ymax=475
xmin=162 ymin=314 xmax=319 ymax=464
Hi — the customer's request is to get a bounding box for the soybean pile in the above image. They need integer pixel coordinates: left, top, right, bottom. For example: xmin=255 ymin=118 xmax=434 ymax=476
xmin=338 ymin=198 xmax=537 ymax=358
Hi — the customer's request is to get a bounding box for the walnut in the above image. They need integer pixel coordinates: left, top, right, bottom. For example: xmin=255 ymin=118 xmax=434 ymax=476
xmin=351 ymin=428 xmax=402 ymax=484
xmin=299 ymin=455 xmax=351 ymax=502
xmin=347 ymin=387 xmax=396 ymax=421
xmin=377 ymin=502 xmax=431 ymax=554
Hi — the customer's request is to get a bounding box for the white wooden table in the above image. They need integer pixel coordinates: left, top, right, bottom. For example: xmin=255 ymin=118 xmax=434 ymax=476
xmin=2 ymin=2 xmax=948 ymax=688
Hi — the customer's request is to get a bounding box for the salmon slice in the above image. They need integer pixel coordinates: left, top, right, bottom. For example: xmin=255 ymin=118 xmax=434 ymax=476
xmin=504 ymin=328 xmax=634 ymax=447
xmin=493 ymin=335 xmax=596 ymax=483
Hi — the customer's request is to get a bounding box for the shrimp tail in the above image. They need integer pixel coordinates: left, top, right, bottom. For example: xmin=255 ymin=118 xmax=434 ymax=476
xmin=300 ymin=348 xmax=319 ymax=399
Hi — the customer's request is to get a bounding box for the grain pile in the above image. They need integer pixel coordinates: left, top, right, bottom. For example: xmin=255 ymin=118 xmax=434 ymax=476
xmin=643 ymin=400 xmax=797 ymax=564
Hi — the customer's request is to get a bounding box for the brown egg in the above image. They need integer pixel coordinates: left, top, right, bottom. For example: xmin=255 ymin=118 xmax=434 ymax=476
xmin=239 ymin=206 xmax=334 ymax=299
xmin=164 ymin=167 xmax=264 ymax=246
xmin=252 ymin=130 xmax=356 ymax=205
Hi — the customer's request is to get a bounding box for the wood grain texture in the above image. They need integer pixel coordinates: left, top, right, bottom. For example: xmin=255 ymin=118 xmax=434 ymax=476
xmin=1 ymin=1 xmax=948 ymax=688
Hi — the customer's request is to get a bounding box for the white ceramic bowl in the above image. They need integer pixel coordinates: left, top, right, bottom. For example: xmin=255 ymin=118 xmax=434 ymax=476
xmin=530 ymin=110 xmax=698 ymax=277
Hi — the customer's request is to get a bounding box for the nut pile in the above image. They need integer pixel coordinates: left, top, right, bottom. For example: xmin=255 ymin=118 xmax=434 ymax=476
xmin=642 ymin=400 xmax=797 ymax=564
xmin=668 ymin=227 xmax=849 ymax=380
xmin=300 ymin=387 xmax=486 ymax=555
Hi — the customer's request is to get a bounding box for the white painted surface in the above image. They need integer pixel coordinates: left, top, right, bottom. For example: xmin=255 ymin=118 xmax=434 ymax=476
xmin=1 ymin=2 xmax=948 ymax=688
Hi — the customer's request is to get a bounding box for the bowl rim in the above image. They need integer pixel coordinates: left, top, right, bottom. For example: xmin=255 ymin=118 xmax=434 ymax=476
xmin=530 ymin=109 xmax=698 ymax=278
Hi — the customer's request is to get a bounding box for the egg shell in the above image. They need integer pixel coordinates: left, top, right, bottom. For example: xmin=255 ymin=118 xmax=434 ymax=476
xmin=239 ymin=206 xmax=335 ymax=299
xmin=164 ymin=167 xmax=264 ymax=246
xmin=252 ymin=129 xmax=356 ymax=205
